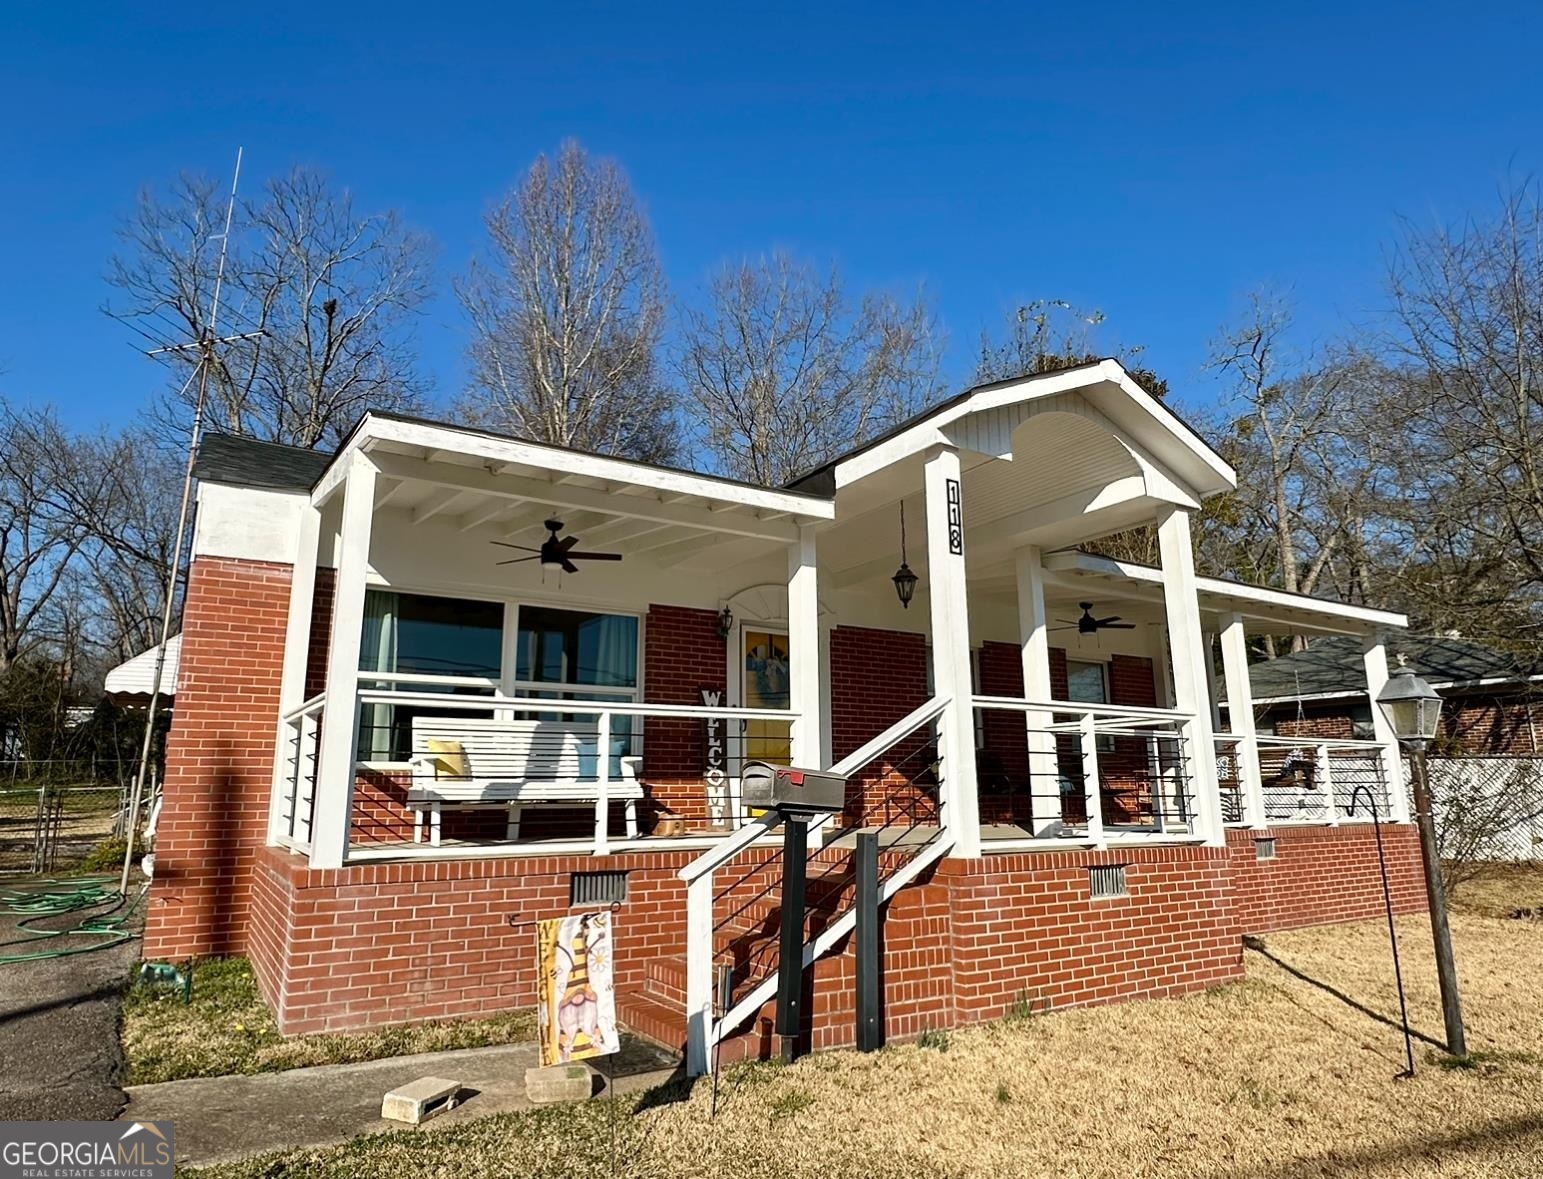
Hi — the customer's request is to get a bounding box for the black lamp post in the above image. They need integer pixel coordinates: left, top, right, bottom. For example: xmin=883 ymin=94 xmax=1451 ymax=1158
xmin=892 ymin=502 xmax=918 ymax=609
xmin=1376 ymin=658 xmax=1467 ymax=1058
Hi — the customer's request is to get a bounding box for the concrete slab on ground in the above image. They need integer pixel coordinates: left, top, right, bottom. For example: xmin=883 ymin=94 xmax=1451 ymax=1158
xmin=125 ymin=1034 xmax=679 ymax=1168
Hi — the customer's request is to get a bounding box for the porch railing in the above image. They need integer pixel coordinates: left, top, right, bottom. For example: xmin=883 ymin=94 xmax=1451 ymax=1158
xmin=970 ymin=696 xmax=1197 ymax=846
xmin=274 ymin=693 xmax=325 ymax=853
xmin=1213 ymin=733 xmax=1392 ymax=826
xmin=342 ymin=679 xmax=800 ymax=856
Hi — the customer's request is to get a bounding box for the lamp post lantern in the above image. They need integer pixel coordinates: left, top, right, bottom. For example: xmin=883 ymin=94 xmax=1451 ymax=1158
xmin=1376 ymin=658 xmax=1467 ymax=1058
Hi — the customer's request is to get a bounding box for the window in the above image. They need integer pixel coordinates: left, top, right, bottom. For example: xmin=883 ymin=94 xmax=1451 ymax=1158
xmin=1067 ymin=659 xmax=1114 ymax=751
xmin=358 ymin=590 xmax=502 ymax=760
xmin=1066 ymin=660 xmax=1109 ymax=707
xmin=355 ymin=594 xmax=640 ymax=762
xmin=515 ymin=607 xmax=638 ymax=692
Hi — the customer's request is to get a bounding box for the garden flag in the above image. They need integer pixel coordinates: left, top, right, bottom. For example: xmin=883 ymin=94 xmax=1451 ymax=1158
xmin=536 ymin=911 xmax=619 ymax=1066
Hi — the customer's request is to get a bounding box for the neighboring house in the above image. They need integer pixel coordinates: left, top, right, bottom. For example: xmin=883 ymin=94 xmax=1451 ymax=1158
xmin=1238 ymin=634 xmax=1543 ymax=756
xmin=143 ymin=360 xmax=1429 ymax=1074
xmin=1234 ymin=635 xmax=1543 ymax=860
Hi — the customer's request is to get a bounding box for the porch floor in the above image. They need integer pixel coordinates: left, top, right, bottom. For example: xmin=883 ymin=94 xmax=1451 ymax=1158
xmin=342 ymin=820 xmax=1205 ymax=862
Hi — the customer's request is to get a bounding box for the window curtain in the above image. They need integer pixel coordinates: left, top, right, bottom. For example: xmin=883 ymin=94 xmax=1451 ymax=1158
xmin=592 ymin=614 xmax=637 ymax=688
xmin=359 ymin=591 xmax=398 ymax=760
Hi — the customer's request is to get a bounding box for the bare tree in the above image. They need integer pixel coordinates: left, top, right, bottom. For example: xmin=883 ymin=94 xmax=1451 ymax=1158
xmin=455 ymin=141 xmax=674 ymax=461
xmin=106 ymin=167 xmax=433 ymax=449
xmin=975 ymin=299 xmax=1169 ymax=398
xmin=0 ymin=404 xmax=114 ymax=673
xmin=1383 ymin=182 xmax=1543 ymax=647
xmin=677 ymin=252 xmax=943 ymax=486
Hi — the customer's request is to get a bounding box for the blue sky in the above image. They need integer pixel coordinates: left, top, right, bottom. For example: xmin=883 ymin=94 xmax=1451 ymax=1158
xmin=1 ymin=1 xmax=1537 ymax=434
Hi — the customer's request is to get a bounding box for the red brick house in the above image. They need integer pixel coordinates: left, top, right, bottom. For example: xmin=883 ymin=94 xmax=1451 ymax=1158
xmin=1237 ymin=634 xmax=1543 ymax=756
xmin=143 ymin=360 xmax=1428 ymax=1074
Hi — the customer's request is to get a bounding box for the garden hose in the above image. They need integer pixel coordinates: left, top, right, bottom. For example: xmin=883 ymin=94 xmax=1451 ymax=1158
xmin=0 ymin=876 xmax=144 ymax=963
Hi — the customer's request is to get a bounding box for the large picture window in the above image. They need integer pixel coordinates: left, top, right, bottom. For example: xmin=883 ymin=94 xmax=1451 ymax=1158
xmin=358 ymin=591 xmax=503 ymax=760
xmin=356 ymin=592 xmax=641 ymax=763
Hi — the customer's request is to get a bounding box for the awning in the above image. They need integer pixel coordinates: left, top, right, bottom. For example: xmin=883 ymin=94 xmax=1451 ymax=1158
xmin=104 ymin=635 xmax=182 ymax=702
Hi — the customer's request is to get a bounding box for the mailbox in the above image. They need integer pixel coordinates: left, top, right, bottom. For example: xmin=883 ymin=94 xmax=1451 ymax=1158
xmin=740 ymin=762 xmax=847 ymax=816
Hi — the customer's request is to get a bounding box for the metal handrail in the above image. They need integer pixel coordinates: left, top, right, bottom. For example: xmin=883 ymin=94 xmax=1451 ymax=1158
xmin=678 ymin=693 xmax=950 ymax=885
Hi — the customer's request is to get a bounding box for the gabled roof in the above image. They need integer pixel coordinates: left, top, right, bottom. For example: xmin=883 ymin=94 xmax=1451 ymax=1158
xmin=1249 ymin=635 xmax=1543 ymax=703
xmin=195 ymin=434 xmax=333 ymax=492
xmin=785 ymin=359 xmax=1236 ymax=499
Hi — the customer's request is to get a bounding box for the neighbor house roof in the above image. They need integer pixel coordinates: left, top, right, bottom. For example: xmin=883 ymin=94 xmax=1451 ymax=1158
xmin=1246 ymin=635 xmax=1543 ymax=705
xmin=195 ymin=433 xmax=334 ymax=492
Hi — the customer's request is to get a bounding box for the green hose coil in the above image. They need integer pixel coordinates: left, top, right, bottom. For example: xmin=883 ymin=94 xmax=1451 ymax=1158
xmin=0 ymin=876 xmax=143 ymax=963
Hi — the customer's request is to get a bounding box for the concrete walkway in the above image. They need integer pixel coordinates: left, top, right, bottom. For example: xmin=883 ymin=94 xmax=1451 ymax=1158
xmin=125 ymin=1035 xmax=680 ymax=1168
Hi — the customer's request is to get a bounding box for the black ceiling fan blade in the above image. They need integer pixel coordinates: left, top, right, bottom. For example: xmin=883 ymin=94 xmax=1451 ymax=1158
xmin=495 ymin=555 xmax=542 ymax=565
xmin=1095 ymin=615 xmax=1125 ymax=626
xmin=558 ymin=534 xmax=580 ymax=553
xmin=560 ymin=558 xmax=580 ymax=575
xmin=566 ymin=551 xmax=622 ymax=562
xmin=1102 ymin=622 xmax=1137 ymax=629
xmin=490 ymin=540 xmax=542 ymax=553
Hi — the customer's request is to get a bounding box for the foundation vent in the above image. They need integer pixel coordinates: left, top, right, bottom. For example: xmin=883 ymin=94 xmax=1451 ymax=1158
xmin=570 ymin=870 xmax=628 ymax=907
xmin=1255 ymin=838 xmax=1277 ymax=861
xmin=1088 ymin=864 xmax=1128 ymax=899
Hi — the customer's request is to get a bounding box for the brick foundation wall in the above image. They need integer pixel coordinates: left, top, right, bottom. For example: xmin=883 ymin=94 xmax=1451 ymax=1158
xmin=241 ymin=822 xmax=1426 ymax=1042
xmin=252 ymin=845 xmax=701 ymax=1034
xmin=144 ymin=555 xmax=295 ymax=961
xmin=829 ymin=625 xmax=932 ymax=826
xmin=1227 ymin=824 xmax=1426 ymax=934
xmin=943 ymin=846 xmax=1242 ymax=1019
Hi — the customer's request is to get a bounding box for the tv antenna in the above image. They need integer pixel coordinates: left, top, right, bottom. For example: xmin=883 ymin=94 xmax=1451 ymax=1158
xmin=120 ymin=148 xmax=264 ymax=896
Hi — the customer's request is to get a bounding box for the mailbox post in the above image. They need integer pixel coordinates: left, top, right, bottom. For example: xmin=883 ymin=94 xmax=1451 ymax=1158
xmin=740 ymin=762 xmax=847 ymax=1064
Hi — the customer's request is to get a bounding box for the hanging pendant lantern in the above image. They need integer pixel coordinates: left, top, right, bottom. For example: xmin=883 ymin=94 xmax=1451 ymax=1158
xmin=892 ymin=501 xmax=919 ymax=609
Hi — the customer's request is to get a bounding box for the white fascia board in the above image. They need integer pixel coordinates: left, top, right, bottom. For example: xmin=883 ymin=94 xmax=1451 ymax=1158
xmin=1043 ymin=550 xmax=1409 ymax=632
xmin=314 ymin=415 xmax=834 ymax=523
xmin=830 ymin=360 xmax=1236 ymax=497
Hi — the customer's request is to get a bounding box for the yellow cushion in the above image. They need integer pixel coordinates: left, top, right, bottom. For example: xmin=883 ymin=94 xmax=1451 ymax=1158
xmin=423 ymin=738 xmax=470 ymax=779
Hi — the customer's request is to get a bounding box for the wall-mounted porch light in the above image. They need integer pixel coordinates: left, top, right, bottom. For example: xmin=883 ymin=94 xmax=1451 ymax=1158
xmin=717 ymin=605 xmax=735 ymax=641
xmin=891 ymin=501 xmax=918 ymax=609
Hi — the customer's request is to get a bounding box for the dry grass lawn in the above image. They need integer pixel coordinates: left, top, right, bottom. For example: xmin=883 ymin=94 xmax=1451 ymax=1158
xmin=122 ymin=957 xmax=533 ymax=1085
xmin=193 ymin=869 xmax=1543 ymax=1178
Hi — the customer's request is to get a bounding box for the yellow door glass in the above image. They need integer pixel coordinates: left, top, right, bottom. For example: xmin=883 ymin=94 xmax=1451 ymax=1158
xmin=743 ymin=629 xmax=792 ymax=763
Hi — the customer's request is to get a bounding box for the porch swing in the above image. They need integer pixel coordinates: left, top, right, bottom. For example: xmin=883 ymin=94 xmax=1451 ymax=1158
xmin=1275 ymin=668 xmax=1318 ymax=817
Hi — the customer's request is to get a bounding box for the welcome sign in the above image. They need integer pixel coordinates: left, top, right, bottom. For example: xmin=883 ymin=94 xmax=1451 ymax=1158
xmin=1 ymin=1122 xmax=174 ymax=1179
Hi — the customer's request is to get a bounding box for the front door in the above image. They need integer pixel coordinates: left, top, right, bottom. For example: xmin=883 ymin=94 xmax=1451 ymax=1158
xmin=742 ymin=628 xmax=792 ymax=764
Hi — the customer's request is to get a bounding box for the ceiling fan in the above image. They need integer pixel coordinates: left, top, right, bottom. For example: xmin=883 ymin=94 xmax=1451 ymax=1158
xmin=1053 ymin=602 xmax=1136 ymax=635
xmin=491 ymin=519 xmax=623 ymax=575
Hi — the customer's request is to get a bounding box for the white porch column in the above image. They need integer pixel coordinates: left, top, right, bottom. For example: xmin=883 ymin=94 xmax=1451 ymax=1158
xmin=924 ymin=446 xmax=981 ymax=857
xmin=1361 ymin=634 xmax=1411 ymax=822
xmin=309 ymin=452 xmax=377 ymax=869
xmin=267 ymin=502 xmax=322 ymax=845
xmin=1219 ymin=613 xmax=1268 ymax=829
xmin=1014 ymin=546 xmax=1060 ymax=834
xmin=1156 ymin=507 xmax=1224 ymax=846
xmin=787 ymin=524 xmax=823 ymax=769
